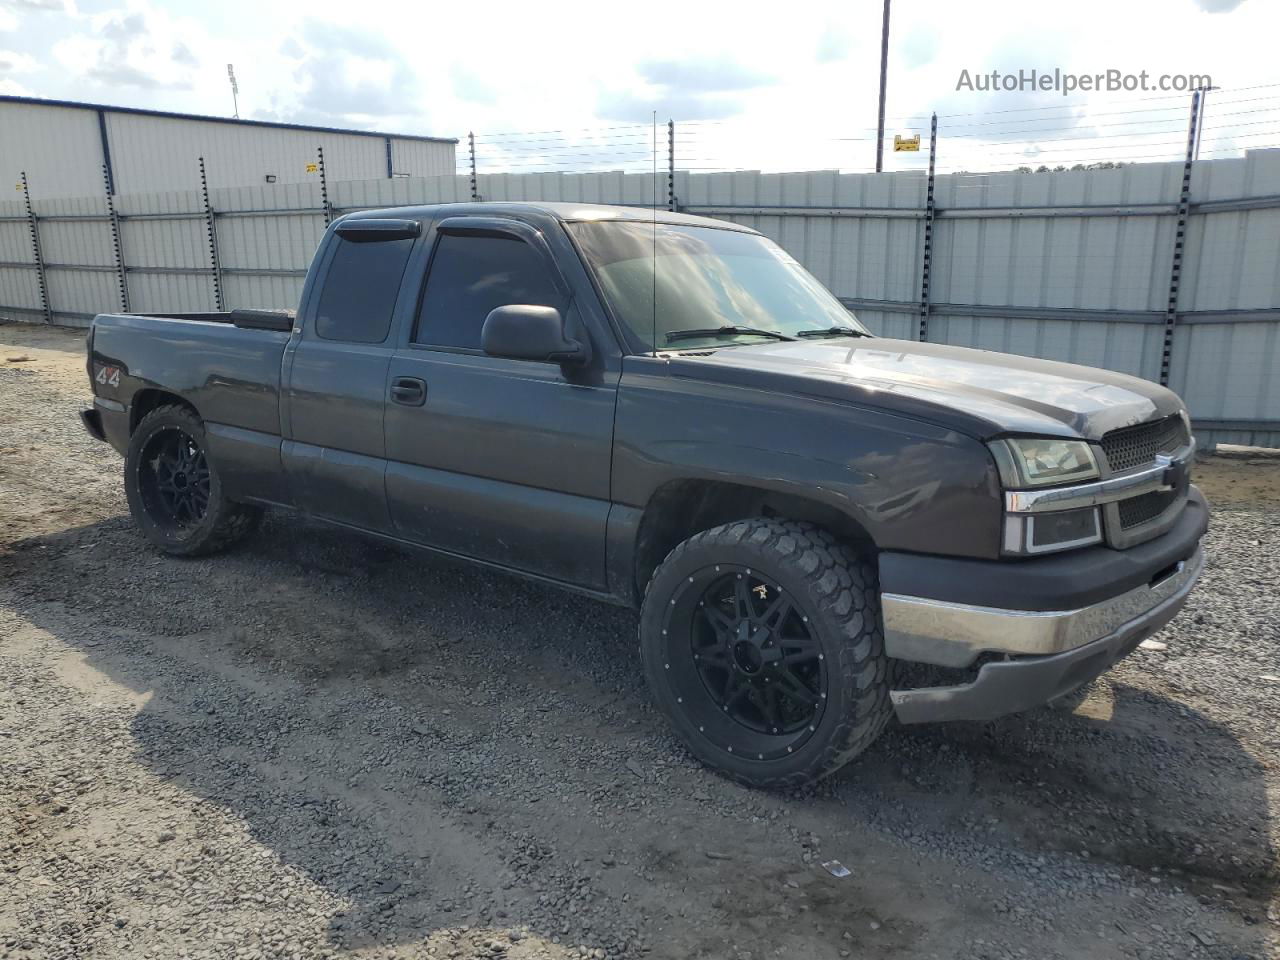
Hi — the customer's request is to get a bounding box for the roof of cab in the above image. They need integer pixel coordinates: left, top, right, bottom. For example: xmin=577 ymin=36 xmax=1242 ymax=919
xmin=340 ymin=200 xmax=759 ymax=234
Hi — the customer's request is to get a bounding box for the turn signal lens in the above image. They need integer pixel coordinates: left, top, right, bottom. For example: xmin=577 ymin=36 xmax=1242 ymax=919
xmin=1003 ymin=507 xmax=1102 ymax=555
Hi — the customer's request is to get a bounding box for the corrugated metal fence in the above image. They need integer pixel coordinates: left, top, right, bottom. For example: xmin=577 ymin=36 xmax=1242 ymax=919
xmin=2 ymin=152 xmax=1279 ymax=448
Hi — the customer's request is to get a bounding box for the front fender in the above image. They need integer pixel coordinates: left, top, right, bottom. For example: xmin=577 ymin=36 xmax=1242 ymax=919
xmin=611 ymin=362 xmax=1003 ymax=559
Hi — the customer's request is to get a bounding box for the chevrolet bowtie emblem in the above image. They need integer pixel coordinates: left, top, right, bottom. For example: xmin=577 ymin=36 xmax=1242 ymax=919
xmin=1155 ymin=453 xmax=1188 ymax=490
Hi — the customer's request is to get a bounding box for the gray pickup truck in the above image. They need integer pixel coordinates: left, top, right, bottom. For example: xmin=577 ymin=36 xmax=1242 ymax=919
xmin=82 ymin=202 xmax=1207 ymax=787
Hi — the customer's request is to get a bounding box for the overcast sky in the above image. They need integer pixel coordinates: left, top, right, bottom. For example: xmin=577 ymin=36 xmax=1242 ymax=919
xmin=1 ymin=0 xmax=1276 ymax=174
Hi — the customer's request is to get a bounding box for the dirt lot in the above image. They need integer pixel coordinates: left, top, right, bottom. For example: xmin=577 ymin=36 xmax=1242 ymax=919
xmin=1 ymin=321 xmax=1278 ymax=960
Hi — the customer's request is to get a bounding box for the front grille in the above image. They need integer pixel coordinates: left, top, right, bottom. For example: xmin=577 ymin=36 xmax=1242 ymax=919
xmin=1118 ymin=489 xmax=1179 ymax=529
xmin=1100 ymin=415 xmax=1189 ymax=473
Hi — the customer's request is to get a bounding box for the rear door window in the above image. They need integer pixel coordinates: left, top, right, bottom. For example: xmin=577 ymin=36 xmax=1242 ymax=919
xmin=314 ymin=235 xmax=415 ymax=343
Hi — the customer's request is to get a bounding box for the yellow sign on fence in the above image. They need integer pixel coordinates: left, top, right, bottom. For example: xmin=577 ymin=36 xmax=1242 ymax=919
xmin=894 ymin=135 xmax=921 ymax=153
xmin=305 ymin=162 xmax=319 ymax=173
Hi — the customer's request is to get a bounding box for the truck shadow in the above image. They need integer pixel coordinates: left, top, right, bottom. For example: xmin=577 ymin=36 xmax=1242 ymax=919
xmin=2 ymin=513 xmax=1275 ymax=958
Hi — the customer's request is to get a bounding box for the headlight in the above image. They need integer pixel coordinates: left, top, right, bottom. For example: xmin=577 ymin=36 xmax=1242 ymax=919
xmin=988 ymin=437 xmax=1100 ymax=488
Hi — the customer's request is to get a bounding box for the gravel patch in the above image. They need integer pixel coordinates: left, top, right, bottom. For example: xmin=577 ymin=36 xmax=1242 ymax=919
xmin=1 ymin=321 xmax=1277 ymax=960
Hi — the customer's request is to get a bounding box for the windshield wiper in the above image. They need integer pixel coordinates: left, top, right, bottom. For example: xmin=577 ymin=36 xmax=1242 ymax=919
xmin=665 ymin=325 xmax=797 ymax=344
xmin=794 ymin=326 xmax=872 ymax=339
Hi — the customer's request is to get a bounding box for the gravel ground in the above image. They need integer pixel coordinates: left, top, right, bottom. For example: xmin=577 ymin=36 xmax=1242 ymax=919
xmin=1 ymin=321 xmax=1277 ymax=960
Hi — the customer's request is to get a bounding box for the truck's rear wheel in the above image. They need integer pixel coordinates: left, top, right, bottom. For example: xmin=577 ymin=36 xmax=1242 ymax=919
xmin=640 ymin=518 xmax=891 ymax=788
xmin=124 ymin=404 xmax=261 ymax=556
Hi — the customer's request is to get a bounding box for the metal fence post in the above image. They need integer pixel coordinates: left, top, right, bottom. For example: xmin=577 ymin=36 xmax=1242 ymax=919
xmin=917 ymin=113 xmax=938 ymax=342
xmin=20 ymin=172 xmax=51 ymax=324
xmin=198 ymin=157 xmax=225 ymax=312
xmin=103 ymin=162 xmax=129 ymax=313
xmin=316 ymin=146 xmax=332 ymax=226
xmin=667 ymin=120 xmax=676 ymax=211
xmin=469 ymin=132 xmax=479 ymax=201
xmin=1160 ymin=90 xmax=1202 ymax=387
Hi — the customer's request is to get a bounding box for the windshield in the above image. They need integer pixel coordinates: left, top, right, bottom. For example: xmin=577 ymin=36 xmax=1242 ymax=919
xmin=567 ymin=220 xmax=869 ymax=351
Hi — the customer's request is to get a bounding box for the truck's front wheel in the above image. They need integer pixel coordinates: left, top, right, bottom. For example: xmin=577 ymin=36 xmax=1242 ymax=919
xmin=639 ymin=518 xmax=892 ymax=788
xmin=124 ymin=404 xmax=261 ymax=557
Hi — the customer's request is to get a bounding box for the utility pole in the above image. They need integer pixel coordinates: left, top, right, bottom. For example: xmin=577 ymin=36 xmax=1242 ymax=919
xmin=1158 ymin=89 xmax=1202 ymax=387
xmin=227 ymin=64 xmax=240 ymax=119
xmin=1192 ymin=84 xmax=1217 ymax=160
xmin=875 ymin=0 xmax=891 ymax=172
xmin=468 ymin=132 xmax=479 ymax=201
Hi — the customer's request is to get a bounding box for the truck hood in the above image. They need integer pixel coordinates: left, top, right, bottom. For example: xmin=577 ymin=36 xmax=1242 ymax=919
xmin=667 ymin=337 xmax=1184 ymax=440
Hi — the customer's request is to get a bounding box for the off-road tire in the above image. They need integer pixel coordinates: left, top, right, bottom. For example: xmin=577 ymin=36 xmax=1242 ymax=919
xmin=124 ymin=404 xmax=261 ymax=557
xmin=640 ymin=518 xmax=892 ymax=788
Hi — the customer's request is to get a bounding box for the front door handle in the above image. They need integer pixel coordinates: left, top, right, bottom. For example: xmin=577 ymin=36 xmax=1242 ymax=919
xmin=390 ymin=377 xmax=426 ymax=406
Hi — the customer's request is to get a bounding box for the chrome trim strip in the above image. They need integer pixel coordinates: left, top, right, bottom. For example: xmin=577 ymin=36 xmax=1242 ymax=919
xmin=881 ymin=545 xmax=1204 ymax=668
xmin=1005 ymin=440 xmax=1195 ymax=514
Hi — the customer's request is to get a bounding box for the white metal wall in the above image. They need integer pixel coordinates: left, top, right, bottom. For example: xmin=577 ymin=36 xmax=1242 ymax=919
xmin=2 ymin=157 xmax=1278 ymax=448
xmin=105 ymin=113 xmax=454 ymax=194
xmin=390 ymin=139 xmax=458 ymax=179
xmin=0 ymin=100 xmax=456 ymax=200
xmin=0 ymin=102 xmax=106 ymax=201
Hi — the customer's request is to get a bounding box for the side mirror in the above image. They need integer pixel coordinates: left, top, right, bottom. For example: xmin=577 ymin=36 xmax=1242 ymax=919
xmin=481 ymin=305 xmax=589 ymax=365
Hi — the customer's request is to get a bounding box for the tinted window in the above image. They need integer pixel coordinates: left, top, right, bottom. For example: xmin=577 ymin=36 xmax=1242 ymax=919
xmin=415 ymin=234 xmax=560 ymax=350
xmin=314 ymin=236 xmax=415 ymax=343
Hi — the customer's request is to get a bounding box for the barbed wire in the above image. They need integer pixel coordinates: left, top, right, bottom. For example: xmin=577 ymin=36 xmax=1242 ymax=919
xmin=454 ymin=88 xmax=1280 ymax=178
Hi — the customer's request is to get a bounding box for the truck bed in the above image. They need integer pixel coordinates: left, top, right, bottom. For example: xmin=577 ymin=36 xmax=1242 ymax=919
xmin=90 ymin=310 xmax=292 ymax=441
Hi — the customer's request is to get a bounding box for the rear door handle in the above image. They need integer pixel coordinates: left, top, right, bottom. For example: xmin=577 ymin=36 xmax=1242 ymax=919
xmin=390 ymin=377 xmax=426 ymax=406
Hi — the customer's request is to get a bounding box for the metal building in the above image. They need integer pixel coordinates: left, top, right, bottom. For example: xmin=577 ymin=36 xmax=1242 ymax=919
xmin=0 ymin=96 xmax=457 ymax=201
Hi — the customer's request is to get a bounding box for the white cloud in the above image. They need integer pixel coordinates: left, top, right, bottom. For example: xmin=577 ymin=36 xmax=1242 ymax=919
xmin=2 ymin=0 xmax=1277 ymax=174
xmin=251 ymin=19 xmax=425 ymax=130
xmin=0 ymin=42 xmax=35 ymax=94
xmin=52 ymin=2 xmax=205 ymax=90
xmin=2 ymin=0 xmax=77 ymax=11
xmin=0 ymin=48 xmax=36 ymax=71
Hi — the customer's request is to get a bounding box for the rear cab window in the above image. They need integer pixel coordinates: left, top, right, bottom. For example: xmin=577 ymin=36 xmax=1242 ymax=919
xmin=314 ymin=235 xmax=416 ymax=343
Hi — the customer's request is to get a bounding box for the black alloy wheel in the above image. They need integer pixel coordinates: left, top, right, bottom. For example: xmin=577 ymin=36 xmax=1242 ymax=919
xmin=136 ymin=426 xmax=211 ymax=535
xmin=669 ymin=565 xmax=827 ymax=760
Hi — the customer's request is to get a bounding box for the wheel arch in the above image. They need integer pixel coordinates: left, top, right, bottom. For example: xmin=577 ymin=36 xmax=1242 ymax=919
xmin=130 ymin=388 xmax=199 ymax=434
xmin=630 ymin=478 xmax=876 ymax=605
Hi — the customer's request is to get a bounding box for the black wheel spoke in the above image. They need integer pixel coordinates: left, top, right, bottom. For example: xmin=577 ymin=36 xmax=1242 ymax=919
xmin=760 ymin=592 xmax=792 ymax=629
xmin=720 ymin=666 xmax=742 ymax=702
xmin=762 ymin=685 xmax=784 ymax=731
xmin=779 ymin=636 xmax=822 ymax=664
xmin=774 ymin=666 xmax=820 ymax=708
xmin=724 ymin=674 xmax=752 ymax=711
xmin=701 ymin=604 xmax=735 ymax=636
xmin=733 ymin=577 xmax=753 ymax=620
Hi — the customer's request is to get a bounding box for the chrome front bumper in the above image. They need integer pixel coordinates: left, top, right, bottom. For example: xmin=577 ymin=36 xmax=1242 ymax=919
xmin=882 ymin=545 xmax=1204 ymax=668
xmin=885 ymin=545 xmax=1204 ymax=724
